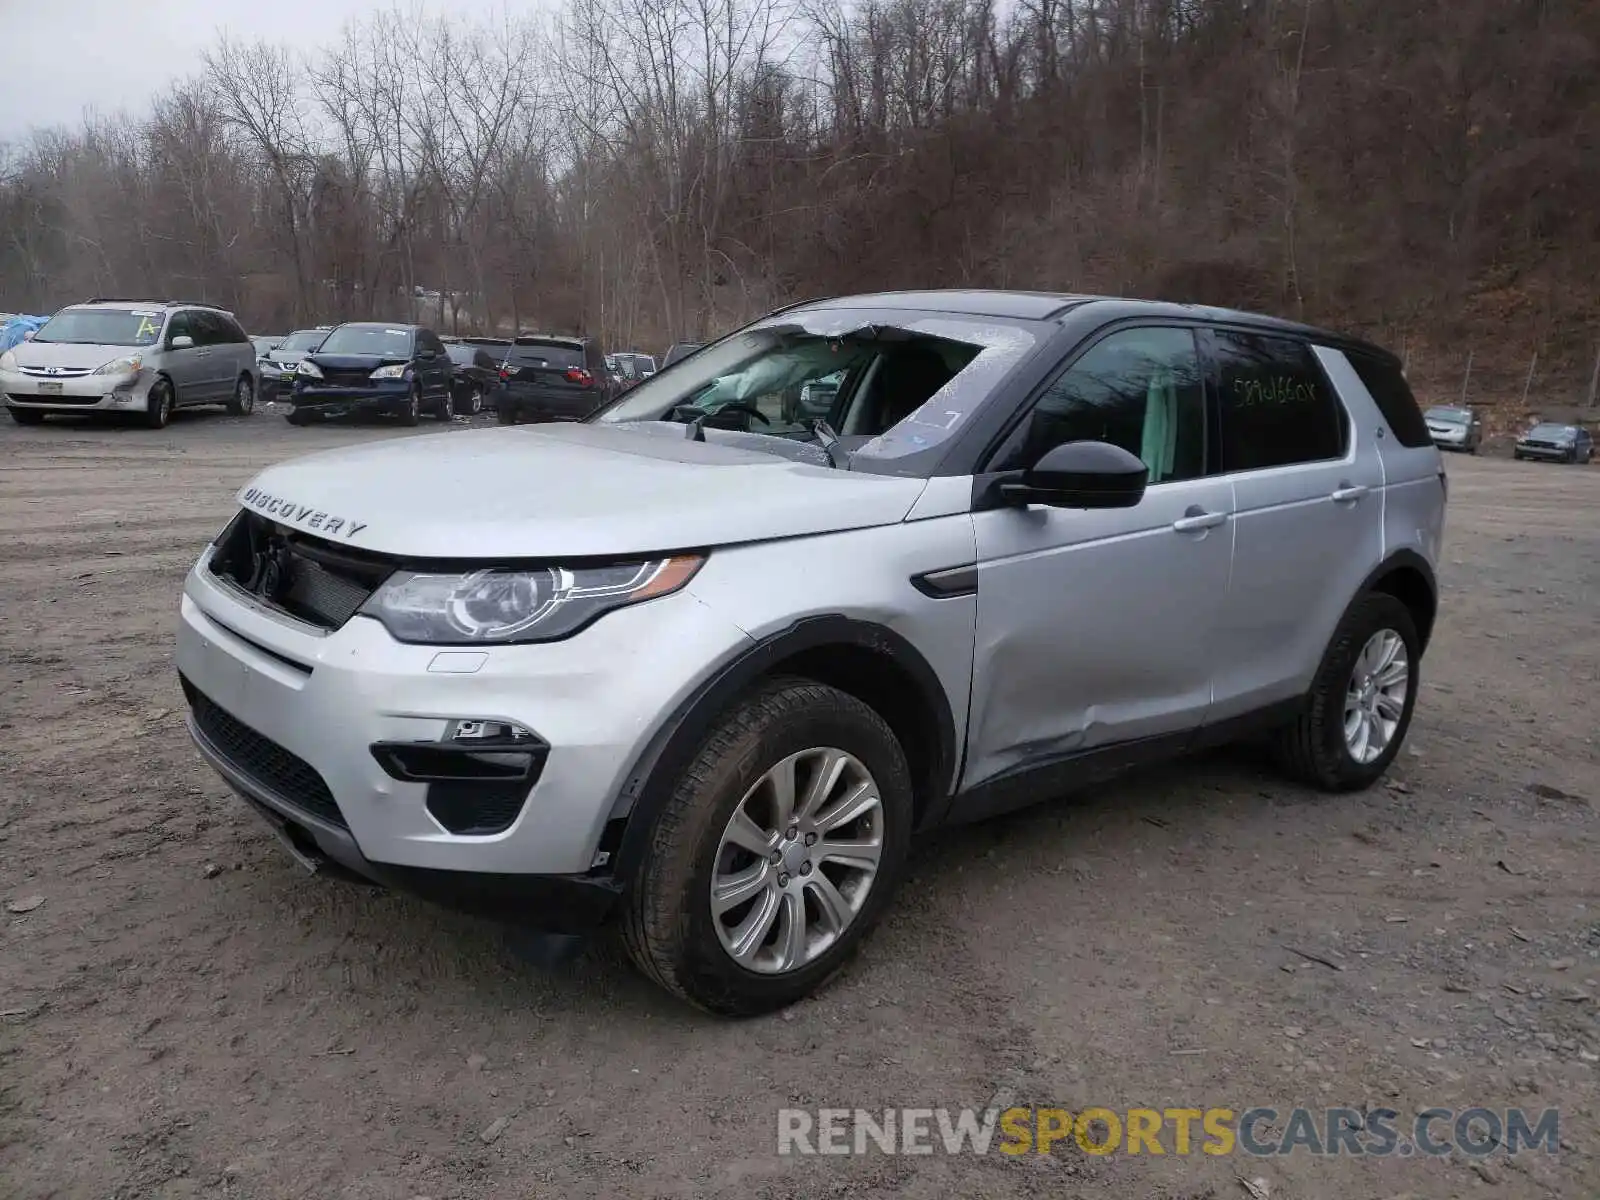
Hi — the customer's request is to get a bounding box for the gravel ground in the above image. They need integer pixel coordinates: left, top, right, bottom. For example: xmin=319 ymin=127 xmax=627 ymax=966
xmin=1 ymin=408 xmax=1597 ymax=1200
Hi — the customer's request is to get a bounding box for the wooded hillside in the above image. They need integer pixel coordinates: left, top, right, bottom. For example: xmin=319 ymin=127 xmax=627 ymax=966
xmin=2 ymin=0 xmax=1597 ymax=405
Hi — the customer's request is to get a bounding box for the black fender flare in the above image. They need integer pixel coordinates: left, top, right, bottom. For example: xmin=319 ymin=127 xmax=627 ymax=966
xmin=1354 ymin=548 xmax=1439 ymax=650
xmin=607 ymin=615 xmax=958 ymax=882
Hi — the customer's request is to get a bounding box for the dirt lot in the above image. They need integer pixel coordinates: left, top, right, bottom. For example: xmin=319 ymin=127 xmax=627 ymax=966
xmin=2 ymin=409 xmax=1598 ymax=1200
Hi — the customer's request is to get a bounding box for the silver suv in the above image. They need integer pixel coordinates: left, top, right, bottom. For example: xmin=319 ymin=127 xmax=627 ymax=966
xmin=1 ymin=299 xmax=258 ymax=427
xmin=175 ymin=291 xmax=1446 ymax=1015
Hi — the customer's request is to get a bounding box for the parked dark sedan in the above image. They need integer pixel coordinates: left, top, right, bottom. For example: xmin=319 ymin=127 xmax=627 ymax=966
xmin=495 ymin=334 xmax=616 ymax=424
xmin=1514 ymin=421 xmax=1594 ymax=464
xmin=288 ymin=322 xmax=454 ymax=426
xmin=442 ymin=341 xmax=505 ymax=416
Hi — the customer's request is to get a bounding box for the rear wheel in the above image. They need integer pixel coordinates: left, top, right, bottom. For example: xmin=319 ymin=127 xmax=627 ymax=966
xmin=1274 ymin=593 xmax=1420 ymax=792
xmin=8 ymin=407 xmax=44 ymax=425
xmin=227 ymin=374 xmax=254 ymax=416
xmin=434 ymin=390 xmax=453 ymax=421
xmin=285 ymin=410 xmax=311 ymax=426
xmin=622 ymin=678 xmax=914 ymax=1016
xmin=462 ymin=387 xmax=483 ymax=417
xmin=144 ymin=378 xmax=173 ymax=429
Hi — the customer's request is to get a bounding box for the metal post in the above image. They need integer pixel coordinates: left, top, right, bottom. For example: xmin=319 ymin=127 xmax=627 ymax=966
xmin=1587 ymin=343 xmax=1600 ymax=410
xmin=1459 ymin=350 xmax=1473 ymax=405
xmin=1522 ymin=351 xmax=1538 ymax=407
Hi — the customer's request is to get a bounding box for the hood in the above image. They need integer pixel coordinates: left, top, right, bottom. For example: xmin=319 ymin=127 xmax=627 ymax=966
xmin=268 ymin=348 xmax=311 ymax=364
xmin=9 ymin=340 xmax=136 ymax=370
xmin=307 ymin=352 xmax=407 ymax=370
xmin=235 ymin=422 xmax=929 ymax=558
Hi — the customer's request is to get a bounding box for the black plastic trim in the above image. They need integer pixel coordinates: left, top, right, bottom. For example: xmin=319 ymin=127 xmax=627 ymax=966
xmin=370 ymin=738 xmax=549 ymax=784
xmin=608 ymin=615 xmax=959 ymax=881
xmin=910 ymin=564 xmax=978 ymax=598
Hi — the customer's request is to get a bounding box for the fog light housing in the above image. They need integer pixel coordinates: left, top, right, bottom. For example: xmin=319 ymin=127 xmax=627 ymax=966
xmin=370 ymin=720 xmax=549 ymax=837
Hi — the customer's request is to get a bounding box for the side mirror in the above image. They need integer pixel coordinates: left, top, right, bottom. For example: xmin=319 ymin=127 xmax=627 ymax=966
xmin=169 ymin=335 xmax=194 ymax=349
xmin=1000 ymin=441 xmax=1148 ymax=509
xmin=22 ymin=329 xmax=35 ymax=341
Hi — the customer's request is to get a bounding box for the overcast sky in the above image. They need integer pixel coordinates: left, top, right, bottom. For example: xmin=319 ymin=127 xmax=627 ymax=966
xmin=0 ymin=0 xmax=513 ymax=142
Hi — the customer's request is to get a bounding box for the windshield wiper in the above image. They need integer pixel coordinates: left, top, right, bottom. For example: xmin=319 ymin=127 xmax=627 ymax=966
xmin=810 ymin=418 xmax=849 ymax=469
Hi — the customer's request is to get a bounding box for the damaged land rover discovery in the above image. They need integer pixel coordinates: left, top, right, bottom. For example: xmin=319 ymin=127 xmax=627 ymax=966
xmin=177 ymin=290 xmax=1447 ymax=1015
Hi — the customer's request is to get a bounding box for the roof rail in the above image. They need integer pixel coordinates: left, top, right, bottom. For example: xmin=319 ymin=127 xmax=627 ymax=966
xmin=85 ymin=297 xmax=164 ymax=305
xmin=165 ymin=299 xmax=228 ymax=311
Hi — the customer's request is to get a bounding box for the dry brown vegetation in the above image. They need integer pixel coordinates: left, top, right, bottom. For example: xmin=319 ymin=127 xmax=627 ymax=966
xmin=1 ymin=0 xmax=1597 ymax=403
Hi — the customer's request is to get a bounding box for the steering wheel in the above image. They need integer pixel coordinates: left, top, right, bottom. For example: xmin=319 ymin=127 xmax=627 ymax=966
xmin=708 ymin=402 xmax=770 ymax=426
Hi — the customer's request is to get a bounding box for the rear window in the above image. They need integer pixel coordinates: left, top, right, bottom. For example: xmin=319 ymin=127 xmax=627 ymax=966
xmin=510 ymin=342 xmax=584 ymax=368
xmin=1347 ymin=351 xmax=1432 ymax=448
xmin=444 ymin=345 xmax=476 ymax=365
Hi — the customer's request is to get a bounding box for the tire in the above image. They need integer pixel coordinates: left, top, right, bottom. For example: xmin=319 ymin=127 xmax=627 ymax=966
xmin=1513 ymin=452 xmax=1524 ymax=461
xmin=497 ymin=404 xmax=517 ymax=425
xmin=8 ymin=407 xmax=44 ymax=425
xmin=434 ymin=390 xmax=453 ymax=421
xmin=144 ymin=378 xmax=173 ymax=429
xmin=285 ymin=410 xmax=310 ymax=426
xmin=227 ymin=374 xmax=255 ymax=416
xmin=621 ymin=678 xmax=914 ymax=1017
xmin=463 ymin=387 xmax=483 ymax=417
xmin=1274 ymin=592 xmax=1421 ymax=793
xmin=400 ymin=387 xmax=420 ymax=427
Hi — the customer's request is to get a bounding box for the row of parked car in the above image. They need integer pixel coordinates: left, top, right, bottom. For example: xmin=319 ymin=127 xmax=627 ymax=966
xmin=0 ymin=294 xmax=708 ymax=429
xmin=1424 ymin=403 xmax=1596 ymax=464
xmin=251 ymin=325 xmax=708 ymax=427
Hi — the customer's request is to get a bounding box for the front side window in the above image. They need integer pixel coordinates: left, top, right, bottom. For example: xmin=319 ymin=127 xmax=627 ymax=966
xmin=33 ymin=307 xmax=165 ymax=347
xmin=990 ymin=326 xmax=1206 ymax=482
xmin=317 ymin=325 xmax=414 ymax=357
xmin=1213 ymin=330 xmax=1346 ymax=471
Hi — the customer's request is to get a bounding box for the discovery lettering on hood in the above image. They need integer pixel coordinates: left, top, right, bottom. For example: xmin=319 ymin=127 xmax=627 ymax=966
xmin=241 ymin=488 xmax=368 ymax=539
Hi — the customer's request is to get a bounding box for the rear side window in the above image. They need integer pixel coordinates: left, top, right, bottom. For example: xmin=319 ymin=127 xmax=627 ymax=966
xmin=510 ymin=342 xmax=584 ymax=368
xmin=1346 ymin=351 xmax=1432 ymax=447
xmin=1211 ymin=330 xmax=1346 ymax=471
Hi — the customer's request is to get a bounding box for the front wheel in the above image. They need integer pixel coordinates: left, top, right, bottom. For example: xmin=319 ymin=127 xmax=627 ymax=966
xmin=1274 ymin=592 xmax=1421 ymax=792
xmin=144 ymin=379 xmax=173 ymax=429
xmin=8 ymin=407 xmax=44 ymax=425
xmin=434 ymin=390 xmax=453 ymax=421
xmin=622 ymin=679 xmax=914 ymax=1016
xmin=399 ymin=387 xmax=420 ymax=427
xmin=227 ymin=374 xmax=255 ymax=416
xmin=462 ymin=387 xmax=483 ymax=417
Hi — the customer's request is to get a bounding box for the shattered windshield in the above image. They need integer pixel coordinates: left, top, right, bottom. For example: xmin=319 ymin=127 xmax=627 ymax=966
xmin=594 ymin=308 xmax=1040 ymax=474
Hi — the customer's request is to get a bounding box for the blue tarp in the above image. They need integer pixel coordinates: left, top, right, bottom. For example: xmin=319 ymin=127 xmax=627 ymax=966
xmin=0 ymin=315 xmax=48 ymax=352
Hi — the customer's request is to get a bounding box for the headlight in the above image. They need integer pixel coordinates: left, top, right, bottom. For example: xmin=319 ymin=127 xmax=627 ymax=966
xmin=259 ymin=358 xmax=281 ymax=375
xmin=296 ymin=359 xmax=323 ymax=378
xmin=92 ymin=353 xmax=143 ymax=375
xmin=361 ymin=555 xmax=705 ymax=644
xmin=0 ymin=350 xmax=15 ymax=371
xmin=370 ymin=363 xmax=408 ymax=380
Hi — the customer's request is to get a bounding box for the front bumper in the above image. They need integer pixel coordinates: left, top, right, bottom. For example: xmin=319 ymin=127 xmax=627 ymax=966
xmin=291 ymin=380 xmax=410 ymax=416
xmin=1515 ymin=443 xmax=1574 ymax=460
xmin=1 ymin=367 xmax=151 ymax=411
xmin=1428 ymin=432 xmax=1469 ymax=450
xmin=176 ymin=548 xmax=752 ymax=904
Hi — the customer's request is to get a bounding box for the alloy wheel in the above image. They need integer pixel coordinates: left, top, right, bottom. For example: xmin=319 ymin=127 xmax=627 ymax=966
xmin=710 ymin=747 xmax=884 ymax=974
xmin=1343 ymin=629 xmax=1409 ymax=764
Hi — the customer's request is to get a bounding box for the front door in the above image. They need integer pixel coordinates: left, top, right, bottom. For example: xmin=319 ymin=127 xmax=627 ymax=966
xmin=161 ymin=312 xmax=207 ymax=404
xmin=964 ymin=325 xmax=1234 ymax=790
xmin=1201 ymin=328 xmax=1386 ymax=722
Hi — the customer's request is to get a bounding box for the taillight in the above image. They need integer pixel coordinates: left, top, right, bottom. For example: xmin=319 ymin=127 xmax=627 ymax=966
xmin=498 ymin=367 xmax=510 ymax=381
xmin=565 ymin=367 xmax=594 ymax=388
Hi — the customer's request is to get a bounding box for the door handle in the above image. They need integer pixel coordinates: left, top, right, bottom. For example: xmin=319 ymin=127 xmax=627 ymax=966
xmin=1172 ymin=507 xmax=1227 ymax=532
xmin=1331 ymin=484 xmax=1368 ymax=503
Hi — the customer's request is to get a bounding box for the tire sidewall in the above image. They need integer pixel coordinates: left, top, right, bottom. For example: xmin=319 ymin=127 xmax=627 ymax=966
xmin=653 ymin=685 xmax=914 ymax=1013
xmin=1307 ymin=594 xmax=1421 ymax=788
xmin=147 ymin=379 xmax=172 ymax=427
xmin=234 ymin=375 xmax=254 ymax=415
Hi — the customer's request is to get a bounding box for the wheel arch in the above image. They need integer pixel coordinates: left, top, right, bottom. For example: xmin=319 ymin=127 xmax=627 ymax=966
xmin=1359 ymin=549 xmax=1438 ymax=652
xmin=606 ymin=616 xmax=958 ymax=881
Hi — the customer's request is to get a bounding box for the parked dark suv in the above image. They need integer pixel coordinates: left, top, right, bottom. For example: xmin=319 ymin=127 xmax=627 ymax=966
xmin=495 ymin=334 xmax=616 ymax=424
xmin=288 ymin=323 xmax=454 ymax=426
xmin=441 ymin=341 xmax=505 ymax=416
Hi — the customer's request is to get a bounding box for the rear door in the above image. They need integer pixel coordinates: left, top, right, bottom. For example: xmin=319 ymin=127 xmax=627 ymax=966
xmin=1202 ymin=328 xmax=1385 ymax=723
xmin=415 ymin=329 xmax=453 ymax=408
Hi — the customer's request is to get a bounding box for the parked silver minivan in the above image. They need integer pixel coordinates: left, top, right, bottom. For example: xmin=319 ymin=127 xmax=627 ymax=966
xmin=0 ymin=299 xmax=258 ymax=428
